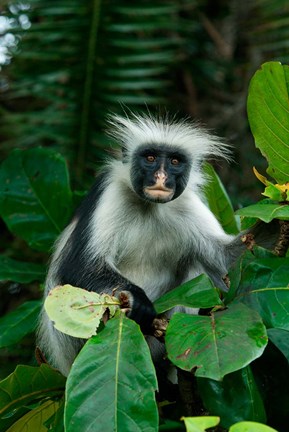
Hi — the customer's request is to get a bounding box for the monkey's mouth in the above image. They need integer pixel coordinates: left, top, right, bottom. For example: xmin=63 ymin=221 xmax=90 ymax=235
xmin=144 ymin=186 xmax=174 ymax=202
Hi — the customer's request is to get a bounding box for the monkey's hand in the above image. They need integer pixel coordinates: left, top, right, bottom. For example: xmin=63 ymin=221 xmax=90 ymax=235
xmin=118 ymin=286 xmax=157 ymax=335
xmin=152 ymin=316 xmax=168 ymax=341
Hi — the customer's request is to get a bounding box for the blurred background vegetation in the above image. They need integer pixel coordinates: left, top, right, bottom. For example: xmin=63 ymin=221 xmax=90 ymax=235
xmin=1 ymin=0 xmax=289 ymax=374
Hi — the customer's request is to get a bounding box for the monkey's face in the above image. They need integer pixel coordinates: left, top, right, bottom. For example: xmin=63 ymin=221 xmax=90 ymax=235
xmin=130 ymin=145 xmax=191 ymax=203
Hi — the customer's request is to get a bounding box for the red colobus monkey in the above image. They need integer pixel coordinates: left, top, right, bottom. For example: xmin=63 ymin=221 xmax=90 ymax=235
xmin=38 ymin=114 xmax=243 ymax=376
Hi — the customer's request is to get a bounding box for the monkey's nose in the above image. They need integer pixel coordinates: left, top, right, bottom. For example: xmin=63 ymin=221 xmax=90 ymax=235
xmin=154 ymin=170 xmax=167 ymax=181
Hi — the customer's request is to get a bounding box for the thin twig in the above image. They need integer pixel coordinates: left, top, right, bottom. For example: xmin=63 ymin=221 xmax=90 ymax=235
xmin=274 ymin=220 xmax=289 ymax=257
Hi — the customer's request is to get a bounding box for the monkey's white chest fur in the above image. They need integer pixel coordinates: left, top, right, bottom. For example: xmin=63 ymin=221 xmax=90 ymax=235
xmin=87 ymin=176 xmax=231 ymax=302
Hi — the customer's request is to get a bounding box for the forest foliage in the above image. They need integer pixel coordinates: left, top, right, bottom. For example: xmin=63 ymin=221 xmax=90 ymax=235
xmin=0 ymin=62 xmax=289 ymax=431
xmin=1 ymin=1 xmax=289 ymax=431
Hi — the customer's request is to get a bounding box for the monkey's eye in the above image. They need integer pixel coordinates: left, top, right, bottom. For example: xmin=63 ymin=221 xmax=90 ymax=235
xmin=146 ymin=155 xmax=156 ymax=163
xmin=171 ymin=158 xmax=180 ymax=165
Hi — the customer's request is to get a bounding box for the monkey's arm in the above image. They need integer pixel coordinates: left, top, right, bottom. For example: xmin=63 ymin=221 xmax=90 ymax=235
xmin=91 ymin=261 xmax=157 ymax=334
xmin=187 ymin=196 xmax=245 ymax=290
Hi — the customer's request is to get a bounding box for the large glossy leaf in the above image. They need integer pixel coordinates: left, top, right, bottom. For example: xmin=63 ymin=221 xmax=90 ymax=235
xmin=203 ymin=163 xmax=239 ymax=235
xmin=154 ymin=274 xmax=223 ymax=314
xmin=0 ymin=255 xmax=46 ymax=283
xmin=228 ymin=252 xmax=289 ymax=330
xmin=236 ymin=202 xmax=289 ymax=222
xmin=65 ymin=313 xmax=158 ymax=432
xmin=166 ymin=303 xmax=267 ymax=381
xmin=0 ymin=148 xmax=73 ymax=252
xmin=0 ymin=365 xmax=66 ymax=432
xmin=235 ymin=287 xmax=289 ymax=331
xmin=0 ymin=300 xmax=41 ymax=348
xmin=198 ymin=366 xmax=266 ymax=428
xmin=247 ymin=62 xmax=289 ymax=183
xmin=226 ymin=249 xmax=289 ymax=303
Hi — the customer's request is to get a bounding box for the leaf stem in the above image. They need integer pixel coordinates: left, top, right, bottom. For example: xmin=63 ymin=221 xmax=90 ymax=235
xmin=72 ymin=300 xmax=121 ymax=310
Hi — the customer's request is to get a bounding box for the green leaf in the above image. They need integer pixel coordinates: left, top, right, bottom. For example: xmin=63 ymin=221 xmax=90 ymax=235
xmin=267 ymin=328 xmax=289 ymax=362
xmin=235 ymin=287 xmax=289 ymax=330
xmin=43 ymin=397 xmax=64 ymax=432
xmin=0 ymin=148 xmax=73 ymax=252
xmin=166 ymin=303 xmax=267 ymax=381
xmin=159 ymin=419 xmax=184 ymax=431
xmin=203 ymin=163 xmax=239 ymax=235
xmin=236 ymin=202 xmax=289 ymax=222
xmin=228 ymin=253 xmax=289 ymax=330
xmin=44 ymin=285 xmax=120 ymax=338
xmin=65 ymin=314 xmax=158 ymax=432
xmin=226 ymin=249 xmax=289 ymax=295
xmin=154 ymin=274 xmax=223 ymax=314
xmin=6 ymin=400 xmax=61 ymax=432
xmin=198 ymin=366 xmax=266 ymax=428
xmin=247 ymin=61 xmax=289 ymax=183
xmin=229 ymin=421 xmax=278 ymax=432
xmin=228 ymin=253 xmax=289 ymax=299
xmin=253 ymin=166 xmax=289 ymax=200
xmin=0 ymin=364 xmax=65 ymax=431
xmin=0 ymin=300 xmax=41 ymax=348
xmin=0 ymin=255 xmax=46 ymax=283
xmin=182 ymin=416 xmax=220 ymax=432
xmin=262 ymin=183 xmax=289 ymax=201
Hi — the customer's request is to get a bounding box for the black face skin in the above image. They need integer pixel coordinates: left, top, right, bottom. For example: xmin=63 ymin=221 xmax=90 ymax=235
xmin=129 ymin=144 xmax=192 ymax=203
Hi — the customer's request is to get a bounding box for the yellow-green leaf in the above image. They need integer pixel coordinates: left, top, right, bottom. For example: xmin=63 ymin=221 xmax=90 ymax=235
xmin=182 ymin=416 xmax=220 ymax=432
xmin=44 ymin=285 xmax=120 ymax=338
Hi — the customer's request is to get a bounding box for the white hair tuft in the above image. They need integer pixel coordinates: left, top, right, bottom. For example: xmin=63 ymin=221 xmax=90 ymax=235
xmin=107 ymin=113 xmax=231 ymax=162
